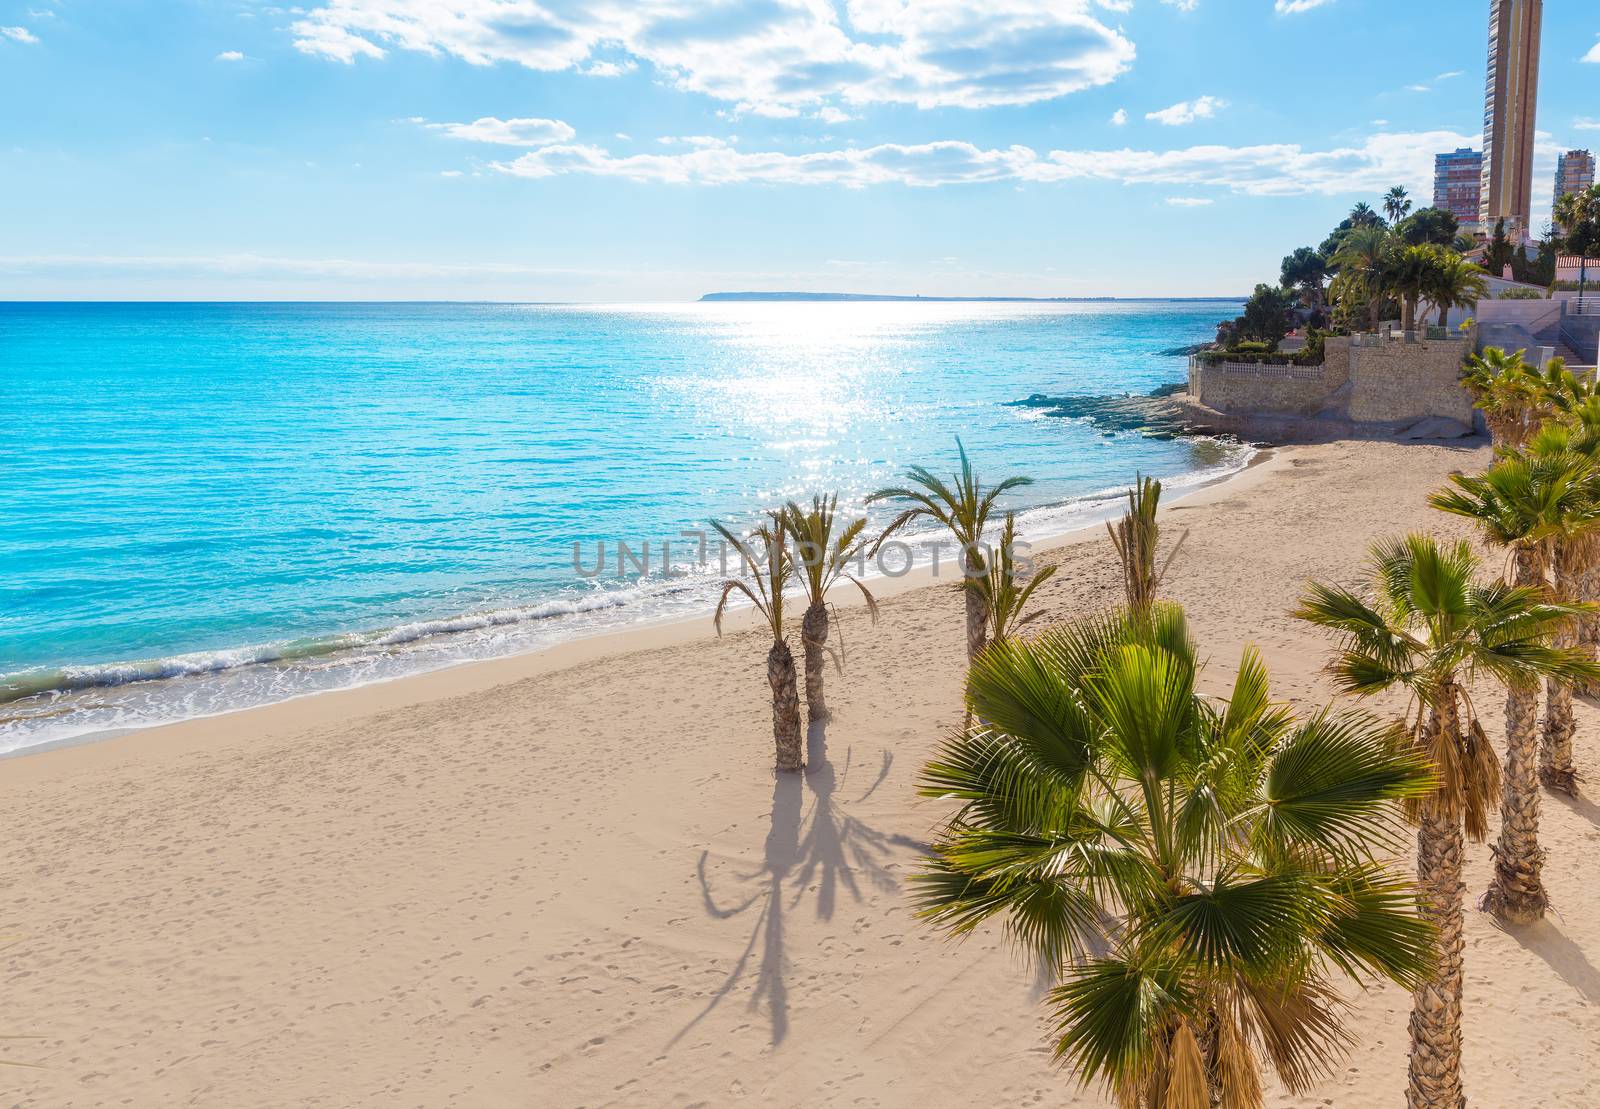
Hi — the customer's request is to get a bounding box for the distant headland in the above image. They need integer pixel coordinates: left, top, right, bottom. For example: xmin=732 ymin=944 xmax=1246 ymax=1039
xmin=697 ymin=291 xmax=1243 ymax=303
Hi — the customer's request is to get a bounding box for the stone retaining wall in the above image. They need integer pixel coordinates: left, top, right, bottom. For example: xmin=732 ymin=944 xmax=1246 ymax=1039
xmin=1187 ymin=335 xmax=1473 ymax=430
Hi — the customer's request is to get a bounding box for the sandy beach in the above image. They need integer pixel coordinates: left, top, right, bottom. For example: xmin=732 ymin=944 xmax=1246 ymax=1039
xmin=4 ymin=435 xmax=1598 ymax=1107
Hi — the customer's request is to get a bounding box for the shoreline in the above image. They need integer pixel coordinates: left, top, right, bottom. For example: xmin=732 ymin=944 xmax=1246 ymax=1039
xmin=0 ymin=438 xmax=1264 ymax=765
xmin=12 ymin=432 xmax=1600 ymax=1109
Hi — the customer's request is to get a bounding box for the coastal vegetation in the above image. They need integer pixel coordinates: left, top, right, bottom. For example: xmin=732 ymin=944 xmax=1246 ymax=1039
xmin=966 ymin=512 xmax=1055 ymax=645
xmin=869 ymin=441 xmax=1034 ymax=662
xmin=1105 ymin=475 xmax=1186 ymax=613
xmin=713 ymin=514 xmax=804 ymax=771
xmin=916 ymin=604 xmax=1436 ymax=1108
xmin=781 ymin=494 xmax=879 ymax=724
xmin=1207 ymin=188 xmax=1492 ymax=362
xmin=1296 ymin=536 xmax=1594 ymax=1107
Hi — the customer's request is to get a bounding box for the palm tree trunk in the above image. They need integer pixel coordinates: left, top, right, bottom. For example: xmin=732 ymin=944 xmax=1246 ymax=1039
xmin=1485 ymin=549 xmax=1548 ymax=922
xmin=1542 ymin=548 xmax=1583 ymax=794
xmin=1407 ymin=703 xmax=1467 ymax=1109
xmin=767 ymin=640 xmax=803 ymax=771
xmin=1403 ymin=296 xmax=1417 ymax=333
xmin=1436 ymin=303 xmax=1448 ymax=327
xmin=800 ymin=602 xmax=829 ymax=723
xmin=1578 ymin=559 xmax=1600 ymax=698
xmin=962 ymin=548 xmax=989 ymax=662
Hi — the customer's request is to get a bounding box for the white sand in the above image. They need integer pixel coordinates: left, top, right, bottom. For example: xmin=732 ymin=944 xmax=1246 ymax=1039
xmin=3 ymin=437 xmax=1598 ymax=1107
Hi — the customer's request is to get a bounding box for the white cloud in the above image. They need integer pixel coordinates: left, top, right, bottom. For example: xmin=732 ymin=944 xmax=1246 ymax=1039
xmin=1275 ymin=0 xmax=1334 ymax=12
xmin=582 ymin=59 xmax=635 ymax=77
xmin=289 ymin=1 xmax=1136 ymax=113
xmin=1434 ymin=70 xmax=1463 ymax=80
xmin=1 ymin=25 xmax=39 ymax=43
xmin=414 ymin=116 xmax=576 ymax=145
xmin=216 ymin=50 xmax=245 ymax=61
xmin=817 ymin=106 xmax=854 ymax=124
xmin=658 ymin=135 xmax=732 ymax=148
xmin=439 ymin=170 xmax=464 ymax=177
xmin=1372 ymin=118 xmax=1389 ymax=126
xmin=1145 ymin=95 xmax=1226 ymax=126
xmin=1110 ymin=108 xmax=1128 ymax=126
xmin=1585 ymin=36 xmax=1600 ymax=63
xmin=1162 ymin=0 xmax=1199 ymax=10
xmin=1574 ymin=118 xmax=1600 ymax=132
xmin=1404 ymin=83 xmax=1431 ymax=93
xmin=490 ymin=128 xmax=1480 ymax=198
xmin=1096 ymin=0 xmax=1133 ymax=11
xmin=1165 ymin=196 xmax=1213 ymax=206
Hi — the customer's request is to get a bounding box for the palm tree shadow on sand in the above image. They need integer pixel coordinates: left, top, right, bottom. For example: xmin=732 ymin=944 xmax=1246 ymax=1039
xmin=672 ymin=720 xmax=925 ymax=1048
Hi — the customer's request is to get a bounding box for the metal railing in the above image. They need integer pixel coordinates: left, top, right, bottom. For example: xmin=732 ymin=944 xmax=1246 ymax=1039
xmin=1572 ymin=297 xmax=1600 ymax=317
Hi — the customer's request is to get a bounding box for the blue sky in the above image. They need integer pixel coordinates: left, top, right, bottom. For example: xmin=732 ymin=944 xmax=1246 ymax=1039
xmin=2 ymin=0 xmax=1596 ymax=299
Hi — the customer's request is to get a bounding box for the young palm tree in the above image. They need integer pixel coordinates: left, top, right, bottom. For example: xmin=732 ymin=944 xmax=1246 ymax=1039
xmin=713 ymin=515 xmax=803 ymax=771
xmin=869 ymin=440 xmax=1033 ymax=662
xmin=917 ymin=604 xmax=1435 ymax=1108
xmin=965 ymin=512 xmax=1056 ymax=646
xmin=1384 ymin=185 xmax=1413 ymax=226
xmin=1459 ymin=347 xmax=1545 ymax=448
xmin=780 ymin=493 xmax=879 ymax=724
xmin=1296 ymin=535 xmax=1591 ymax=1108
xmin=1106 ymin=474 xmax=1187 ymax=612
xmin=1429 ymin=452 xmax=1600 ymax=921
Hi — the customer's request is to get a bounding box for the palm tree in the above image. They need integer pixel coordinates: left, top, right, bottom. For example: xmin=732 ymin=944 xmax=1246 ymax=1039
xmin=869 ymin=440 xmax=1033 ymax=662
xmin=1424 ymin=251 xmax=1488 ymax=328
xmin=1386 ymin=243 xmax=1438 ymax=334
xmin=1349 ymin=201 xmax=1384 ymax=228
xmin=1331 ymin=225 xmax=1393 ymax=331
xmin=916 ymin=604 xmax=1436 ymax=1108
xmin=1296 ymin=535 xmax=1591 ymax=1108
xmin=965 ymin=512 xmax=1056 ymax=646
xmin=1106 ymin=474 xmax=1187 ymax=612
xmin=713 ymin=515 xmax=803 ymax=771
xmin=1553 ymin=183 xmax=1600 ymax=300
xmin=1429 ymin=452 xmax=1600 ymax=921
xmin=1384 ymin=186 xmax=1413 ymax=227
xmin=780 ymin=494 xmax=879 ymax=724
xmin=1520 ymin=424 xmax=1600 ymax=795
xmin=1459 ymin=347 xmax=1545 ymax=448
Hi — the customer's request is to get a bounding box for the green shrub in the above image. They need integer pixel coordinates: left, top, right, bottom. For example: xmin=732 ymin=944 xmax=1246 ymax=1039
xmin=1232 ymin=340 xmax=1272 ymax=354
xmin=1495 ymin=287 xmax=1546 ymax=300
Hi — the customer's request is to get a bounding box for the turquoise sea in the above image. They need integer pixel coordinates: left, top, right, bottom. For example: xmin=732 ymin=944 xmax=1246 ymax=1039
xmin=1 ymin=299 xmax=1244 ymax=752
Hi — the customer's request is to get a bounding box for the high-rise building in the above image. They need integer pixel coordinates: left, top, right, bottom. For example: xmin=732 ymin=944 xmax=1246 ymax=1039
xmin=1480 ymin=0 xmax=1542 ymax=239
xmin=1433 ymin=148 xmax=1483 ymax=230
xmin=1555 ymin=149 xmax=1595 ymax=206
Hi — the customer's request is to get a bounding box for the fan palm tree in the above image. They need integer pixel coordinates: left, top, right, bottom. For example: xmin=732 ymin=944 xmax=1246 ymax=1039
xmin=916 ymin=604 xmax=1435 ymax=1108
xmin=1429 ymin=452 xmax=1600 ymax=921
xmin=965 ymin=512 xmax=1056 ymax=646
xmin=1384 ymin=186 xmax=1413 ymax=227
xmin=869 ymin=440 xmax=1033 ymax=662
xmin=1459 ymin=347 xmax=1546 ymax=448
xmin=1106 ymin=474 xmax=1187 ymax=613
xmin=1296 ymin=535 xmax=1592 ymax=1108
xmin=1425 ymin=251 xmax=1488 ymax=328
xmin=713 ymin=515 xmax=803 ymax=771
xmin=780 ymin=493 xmax=879 ymax=724
xmin=1519 ymin=424 xmax=1600 ymax=795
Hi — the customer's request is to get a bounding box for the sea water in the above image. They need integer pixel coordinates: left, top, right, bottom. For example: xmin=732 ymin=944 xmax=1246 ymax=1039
xmin=0 ymin=299 xmax=1245 ymax=751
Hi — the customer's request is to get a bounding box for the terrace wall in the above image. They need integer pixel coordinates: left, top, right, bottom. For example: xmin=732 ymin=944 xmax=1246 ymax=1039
xmin=1186 ymin=334 xmax=1474 ymax=430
